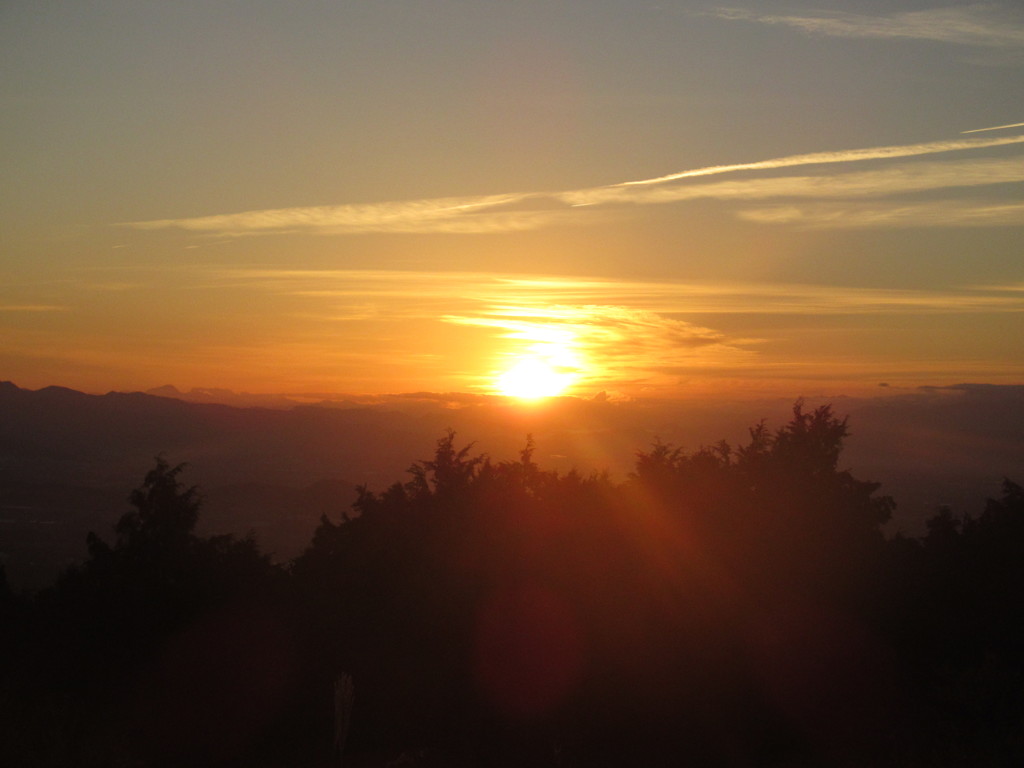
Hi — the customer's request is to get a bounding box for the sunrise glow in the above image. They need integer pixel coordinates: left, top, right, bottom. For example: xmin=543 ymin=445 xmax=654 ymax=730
xmin=495 ymin=355 xmax=575 ymax=399
xmin=2 ymin=3 xmax=1022 ymax=398
xmin=5 ymin=4 xmax=1024 ymax=761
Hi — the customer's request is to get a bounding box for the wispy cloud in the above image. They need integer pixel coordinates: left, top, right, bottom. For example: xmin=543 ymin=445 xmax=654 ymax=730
xmin=190 ymin=267 xmax=1024 ymax=393
xmin=606 ymin=134 xmax=1024 ymax=187
xmin=710 ymin=5 xmax=1024 ymax=48
xmin=126 ymin=192 xmax=577 ymax=236
xmin=206 ymin=268 xmax=1024 ymax=317
xmin=963 ymin=121 xmax=1024 ymax=134
xmin=33 ymin=265 xmax=1015 ymax=396
xmin=562 ymin=154 xmax=1024 ymax=207
xmin=443 ymin=304 xmax=751 ymax=390
xmin=737 ymin=200 xmax=1024 ymax=229
xmin=0 ymin=304 xmax=68 ymax=312
xmin=969 ymin=281 xmax=1024 ymax=292
xmin=122 ymin=132 xmax=1024 ymax=236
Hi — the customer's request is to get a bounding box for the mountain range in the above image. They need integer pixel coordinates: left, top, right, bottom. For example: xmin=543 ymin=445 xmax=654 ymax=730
xmin=2 ymin=380 xmax=1021 ymax=590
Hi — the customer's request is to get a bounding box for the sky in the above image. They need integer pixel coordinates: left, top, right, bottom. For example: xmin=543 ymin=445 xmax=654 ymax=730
xmin=2 ymin=1 xmax=1023 ymax=400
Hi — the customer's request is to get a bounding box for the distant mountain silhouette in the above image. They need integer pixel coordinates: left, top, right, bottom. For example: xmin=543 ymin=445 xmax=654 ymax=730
xmin=0 ymin=383 xmax=367 ymax=588
xmin=2 ymin=380 xmax=1022 ymax=589
xmin=145 ymin=384 xmax=316 ymax=410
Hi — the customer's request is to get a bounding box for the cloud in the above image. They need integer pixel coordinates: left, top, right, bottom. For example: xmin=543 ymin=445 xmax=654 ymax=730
xmin=126 ymin=192 xmax=573 ymax=236
xmin=561 ymin=154 xmax=1024 ymax=208
xmin=122 ymin=131 xmax=1024 ymax=237
xmin=710 ymin=5 xmax=1024 ymax=48
xmin=968 ymin=281 xmax=1024 ymax=293
xmin=605 ymin=134 xmax=1024 ymax=188
xmin=441 ymin=303 xmax=753 ymax=390
xmin=737 ymin=200 xmax=1024 ymax=229
xmin=18 ymin=258 xmax=1020 ymax=397
xmin=122 ymin=266 xmax=1022 ymax=395
xmin=207 ymin=268 xmax=1024 ymax=317
xmin=0 ymin=304 xmax=68 ymax=312
xmin=962 ymin=121 xmax=1024 ymax=134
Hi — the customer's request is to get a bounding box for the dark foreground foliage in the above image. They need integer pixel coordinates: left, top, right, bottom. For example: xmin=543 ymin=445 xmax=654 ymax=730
xmin=2 ymin=404 xmax=1022 ymax=766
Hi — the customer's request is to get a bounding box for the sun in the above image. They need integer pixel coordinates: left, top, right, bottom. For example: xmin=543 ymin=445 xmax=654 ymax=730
xmin=496 ymin=356 xmax=573 ymax=399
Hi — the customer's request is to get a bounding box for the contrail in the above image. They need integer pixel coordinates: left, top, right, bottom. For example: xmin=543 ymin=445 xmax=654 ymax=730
xmin=123 ymin=132 xmax=1024 ymax=235
xmin=616 ymin=134 xmax=1024 ymax=187
xmin=962 ymin=121 xmax=1024 ymax=134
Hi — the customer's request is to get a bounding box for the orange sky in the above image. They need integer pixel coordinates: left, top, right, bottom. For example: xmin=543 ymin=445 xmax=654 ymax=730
xmin=2 ymin=2 xmax=1022 ymax=399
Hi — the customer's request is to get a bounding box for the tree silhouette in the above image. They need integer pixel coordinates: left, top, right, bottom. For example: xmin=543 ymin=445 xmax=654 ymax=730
xmin=292 ymin=409 xmax=905 ymax=763
xmin=11 ymin=457 xmax=287 ymax=767
xmin=116 ymin=455 xmax=200 ymax=548
xmin=5 ymin=408 xmax=1023 ymax=766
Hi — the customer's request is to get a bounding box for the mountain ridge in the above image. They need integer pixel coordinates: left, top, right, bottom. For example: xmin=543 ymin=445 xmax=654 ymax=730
xmin=2 ymin=379 xmax=1022 ymax=590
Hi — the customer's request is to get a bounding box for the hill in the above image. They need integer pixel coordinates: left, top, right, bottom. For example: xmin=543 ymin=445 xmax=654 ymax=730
xmin=1 ymin=380 xmax=1021 ymax=589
